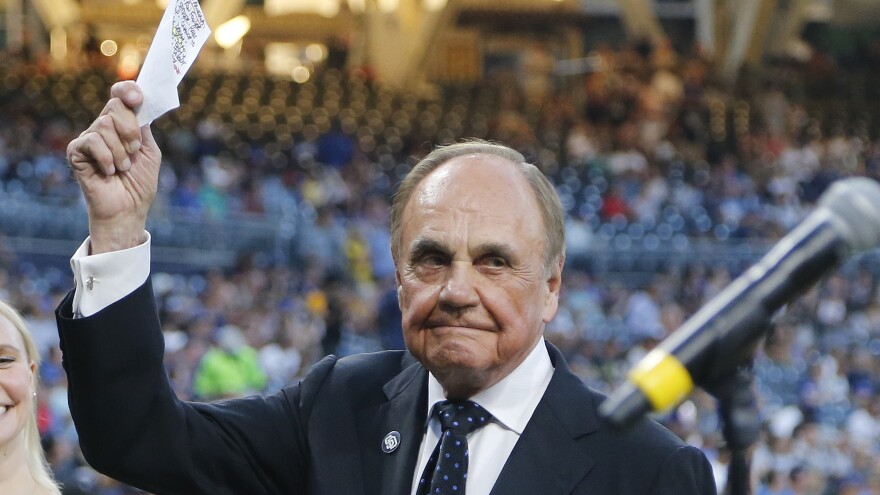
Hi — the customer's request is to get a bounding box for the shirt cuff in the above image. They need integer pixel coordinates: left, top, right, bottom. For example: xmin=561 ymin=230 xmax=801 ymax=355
xmin=70 ymin=232 xmax=151 ymax=318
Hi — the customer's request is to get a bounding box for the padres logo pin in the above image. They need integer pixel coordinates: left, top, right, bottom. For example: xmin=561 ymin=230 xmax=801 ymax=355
xmin=381 ymin=431 xmax=401 ymax=454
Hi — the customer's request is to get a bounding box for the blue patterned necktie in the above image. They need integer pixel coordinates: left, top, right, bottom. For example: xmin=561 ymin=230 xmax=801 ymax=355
xmin=416 ymin=400 xmax=492 ymax=495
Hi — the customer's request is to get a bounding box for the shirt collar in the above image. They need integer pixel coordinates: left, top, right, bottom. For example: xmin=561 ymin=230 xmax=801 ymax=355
xmin=425 ymin=339 xmax=554 ymax=435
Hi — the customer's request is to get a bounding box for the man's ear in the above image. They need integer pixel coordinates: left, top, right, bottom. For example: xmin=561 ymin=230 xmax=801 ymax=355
xmin=542 ymin=256 xmax=564 ymax=323
xmin=395 ymin=270 xmax=404 ymax=310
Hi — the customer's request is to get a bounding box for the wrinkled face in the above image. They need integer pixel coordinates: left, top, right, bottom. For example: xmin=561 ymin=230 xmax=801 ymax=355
xmin=0 ymin=315 xmax=34 ymax=452
xmin=396 ymin=155 xmax=562 ymax=398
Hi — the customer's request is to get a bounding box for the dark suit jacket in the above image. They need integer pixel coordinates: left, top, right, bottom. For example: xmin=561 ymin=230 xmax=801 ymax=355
xmin=56 ymin=280 xmax=717 ymax=494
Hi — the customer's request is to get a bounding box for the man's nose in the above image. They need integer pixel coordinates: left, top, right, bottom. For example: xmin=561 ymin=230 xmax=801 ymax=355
xmin=439 ymin=261 xmax=479 ymax=309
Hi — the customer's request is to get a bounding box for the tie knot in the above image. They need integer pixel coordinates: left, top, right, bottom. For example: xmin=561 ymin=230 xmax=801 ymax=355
xmin=435 ymin=400 xmax=491 ymax=434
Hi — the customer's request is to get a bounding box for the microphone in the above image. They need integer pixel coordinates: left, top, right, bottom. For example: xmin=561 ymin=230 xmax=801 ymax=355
xmin=599 ymin=177 xmax=880 ymax=429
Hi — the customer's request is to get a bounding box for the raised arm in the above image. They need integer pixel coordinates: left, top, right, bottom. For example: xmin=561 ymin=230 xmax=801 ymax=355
xmin=59 ymin=83 xmax=312 ymax=494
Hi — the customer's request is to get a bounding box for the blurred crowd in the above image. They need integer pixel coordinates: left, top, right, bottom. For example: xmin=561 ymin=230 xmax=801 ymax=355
xmin=3 ymin=38 xmax=880 ymax=494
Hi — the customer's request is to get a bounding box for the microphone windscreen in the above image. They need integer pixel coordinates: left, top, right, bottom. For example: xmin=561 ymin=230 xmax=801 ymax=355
xmin=819 ymin=177 xmax=880 ymax=252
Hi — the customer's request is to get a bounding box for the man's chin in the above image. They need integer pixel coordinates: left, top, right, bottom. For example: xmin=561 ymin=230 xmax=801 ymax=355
xmin=428 ymin=357 xmax=484 ymax=375
xmin=424 ymin=353 xmax=497 ymax=396
xmin=425 ymin=343 xmax=486 ymax=370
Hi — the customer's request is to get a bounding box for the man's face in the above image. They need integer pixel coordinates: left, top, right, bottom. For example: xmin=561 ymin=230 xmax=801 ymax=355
xmin=396 ymin=154 xmax=562 ymax=398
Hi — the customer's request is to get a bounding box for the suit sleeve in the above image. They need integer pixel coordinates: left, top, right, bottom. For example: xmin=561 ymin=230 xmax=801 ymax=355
xmin=56 ymin=279 xmax=326 ymax=495
xmin=648 ymin=444 xmax=718 ymax=495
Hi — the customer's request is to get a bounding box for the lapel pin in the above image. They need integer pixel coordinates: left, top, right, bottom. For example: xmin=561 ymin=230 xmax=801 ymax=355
xmin=382 ymin=431 xmax=401 ymax=454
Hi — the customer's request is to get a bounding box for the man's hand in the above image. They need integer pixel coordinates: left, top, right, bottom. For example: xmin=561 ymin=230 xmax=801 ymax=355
xmin=67 ymin=81 xmax=162 ymax=254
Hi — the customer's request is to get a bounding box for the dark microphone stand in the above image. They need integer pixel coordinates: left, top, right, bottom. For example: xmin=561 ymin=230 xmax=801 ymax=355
xmin=708 ymin=366 xmax=761 ymax=495
xmin=698 ymin=319 xmax=773 ymax=495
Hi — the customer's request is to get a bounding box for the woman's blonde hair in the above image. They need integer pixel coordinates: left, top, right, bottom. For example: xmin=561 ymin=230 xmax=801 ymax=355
xmin=0 ymin=300 xmax=61 ymax=494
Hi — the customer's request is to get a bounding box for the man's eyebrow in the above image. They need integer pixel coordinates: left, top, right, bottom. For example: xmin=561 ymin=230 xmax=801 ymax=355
xmin=408 ymin=238 xmax=450 ymax=260
xmin=407 ymin=239 xmax=521 ymax=264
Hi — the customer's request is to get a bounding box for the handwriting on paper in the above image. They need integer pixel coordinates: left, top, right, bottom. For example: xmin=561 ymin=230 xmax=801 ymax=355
xmin=171 ymin=0 xmax=208 ymax=75
xmin=136 ymin=0 xmax=210 ymax=126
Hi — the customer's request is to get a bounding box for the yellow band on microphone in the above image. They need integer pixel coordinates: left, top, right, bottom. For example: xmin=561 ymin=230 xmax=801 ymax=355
xmin=628 ymin=349 xmax=694 ymax=412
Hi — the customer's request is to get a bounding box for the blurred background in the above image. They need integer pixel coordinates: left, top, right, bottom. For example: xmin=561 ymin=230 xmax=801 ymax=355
xmin=3 ymin=0 xmax=880 ymax=493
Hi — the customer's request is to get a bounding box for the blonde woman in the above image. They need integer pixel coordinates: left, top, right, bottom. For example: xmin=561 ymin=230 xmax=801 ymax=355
xmin=0 ymin=300 xmax=61 ymax=494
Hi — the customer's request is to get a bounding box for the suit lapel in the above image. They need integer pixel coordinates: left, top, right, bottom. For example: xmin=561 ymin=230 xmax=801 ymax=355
xmin=490 ymin=342 xmax=598 ymax=495
xmin=358 ymin=353 xmax=428 ymax=495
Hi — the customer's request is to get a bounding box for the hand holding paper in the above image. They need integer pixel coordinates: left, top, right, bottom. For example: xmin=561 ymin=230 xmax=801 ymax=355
xmin=136 ymin=0 xmax=211 ymax=126
xmin=66 ymin=82 xmax=162 ymax=253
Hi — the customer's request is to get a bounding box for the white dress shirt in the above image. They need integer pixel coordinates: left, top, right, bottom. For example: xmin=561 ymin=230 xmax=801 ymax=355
xmin=69 ymin=234 xmax=151 ymax=317
xmin=69 ymin=234 xmax=555 ymax=495
xmin=410 ymin=340 xmax=554 ymax=495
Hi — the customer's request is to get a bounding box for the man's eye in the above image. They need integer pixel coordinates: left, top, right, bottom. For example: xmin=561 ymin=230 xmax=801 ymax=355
xmin=413 ymin=252 xmax=446 ymax=267
xmin=422 ymin=254 xmax=446 ymax=266
xmin=482 ymin=256 xmax=507 ymax=268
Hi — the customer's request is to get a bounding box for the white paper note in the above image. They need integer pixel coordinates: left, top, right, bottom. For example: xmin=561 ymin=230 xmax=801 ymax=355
xmin=136 ymin=0 xmax=211 ymax=126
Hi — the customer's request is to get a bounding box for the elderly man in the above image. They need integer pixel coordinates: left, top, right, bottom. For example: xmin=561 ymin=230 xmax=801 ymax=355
xmin=58 ymin=81 xmax=716 ymax=494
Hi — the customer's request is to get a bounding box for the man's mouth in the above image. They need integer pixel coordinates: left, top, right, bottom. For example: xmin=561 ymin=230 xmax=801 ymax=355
xmin=429 ymin=323 xmax=493 ymax=332
xmin=429 ymin=325 xmax=487 ymax=335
